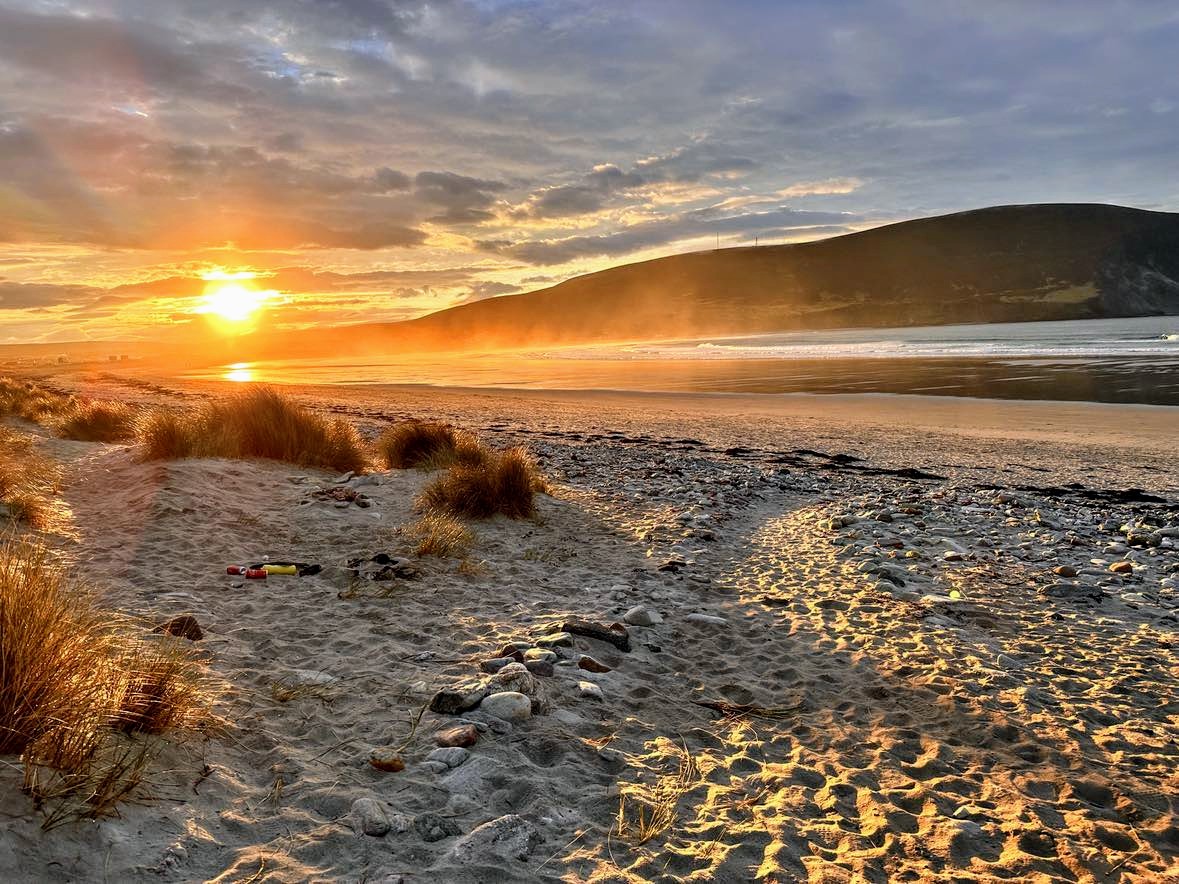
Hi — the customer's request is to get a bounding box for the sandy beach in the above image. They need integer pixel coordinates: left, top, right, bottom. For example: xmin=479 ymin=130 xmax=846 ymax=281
xmin=1 ymin=372 xmax=1177 ymax=882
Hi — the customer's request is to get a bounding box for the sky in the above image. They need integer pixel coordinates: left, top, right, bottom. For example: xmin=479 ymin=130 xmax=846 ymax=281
xmin=1 ymin=0 xmax=1178 ymax=343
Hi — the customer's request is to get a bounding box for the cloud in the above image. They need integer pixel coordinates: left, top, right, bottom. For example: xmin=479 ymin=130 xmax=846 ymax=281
xmin=413 ymin=171 xmax=508 ymax=223
xmin=482 ymin=206 xmax=857 ymax=264
xmin=2 ymin=0 xmax=1178 ymax=338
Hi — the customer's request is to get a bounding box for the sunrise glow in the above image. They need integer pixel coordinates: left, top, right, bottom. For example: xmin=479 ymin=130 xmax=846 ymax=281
xmin=196 ymin=272 xmax=272 ymax=325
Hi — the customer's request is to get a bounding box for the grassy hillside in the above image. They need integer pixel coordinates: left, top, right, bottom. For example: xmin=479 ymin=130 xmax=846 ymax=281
xmin=369 ymin=203 xmax=1179 ymax=350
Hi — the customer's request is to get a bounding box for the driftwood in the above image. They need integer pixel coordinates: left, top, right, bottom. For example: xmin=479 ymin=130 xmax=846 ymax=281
xmin=559 ymin=619 xmax=631 ymax=652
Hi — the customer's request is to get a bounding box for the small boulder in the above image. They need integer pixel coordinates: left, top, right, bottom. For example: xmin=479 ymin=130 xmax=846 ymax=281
xmin=479 ymin=691 xmax=532 ymax=723
xmin=578 ymin=681 xmax=604 ymax=700
xmin=623 ymin=605 xmax=662 ymax=627
xmin=351 ymin=797 xmax=391 ymax=837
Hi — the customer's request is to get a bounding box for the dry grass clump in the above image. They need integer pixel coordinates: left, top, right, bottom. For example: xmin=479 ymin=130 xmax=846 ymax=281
xmin=0 ymin=537 xmax=213 ymax=826
xmin=0 ymin=426 xmax=60 ymax=528
xmin=405 ymin=512 xmax=475 ymax=557
xmin=419 ymin=446 xmax=544 ymax=519
xmin=615 ymin=740 xmax=699 ymax=845
xmin=138 ymin=386 xmax=367 ymax=473
xmin=376 ymin=420 xmax=488 ymax=471
xmin=0 ymin=377 xmax=74 ymax=423
xmin=53 ymin=399 xmax=137 ymax=442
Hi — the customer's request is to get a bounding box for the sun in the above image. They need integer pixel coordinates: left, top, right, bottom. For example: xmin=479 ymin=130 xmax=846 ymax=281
xmin=202 ymin=282 xmax=267 ymax=321
xmin=196 ymin=271 xmax=272 ymax=324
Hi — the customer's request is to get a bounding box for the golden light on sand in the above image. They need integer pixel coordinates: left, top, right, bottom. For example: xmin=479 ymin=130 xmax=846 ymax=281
xmin=223 ymin=362 xmax=254 ymax=382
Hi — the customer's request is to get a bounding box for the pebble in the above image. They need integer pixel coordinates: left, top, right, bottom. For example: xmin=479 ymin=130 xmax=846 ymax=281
xmin=1053 ymin=565 xmax=1078 ymax=578
xmin=523 ymin=647 xmax=557 ymax=663
xmin=1109 ymin=561 xmax=1134 ymax=574
xmin=623 ymin=605 xmax=663 ymax=626
xmin=942 ymin=550 xmax=963 ymax=562
xmin=426 ymin=747 xmax=470 ymax=769
xmin=368 ymin=749 xmax=405 ymax=772
xmin=435 ymin=724 xmax=478 ymax=748
xmin=479 ymin=691 xmax=532 ymax=723
xmin=684 ymin=612 xmax=728 ymax=626
xmin=577 ymin=655 xmax=611 ymax=673
xmin=578 ymin=681 xmax=604 ymax=700
xmin=351 ymin=797 xmax=391 ymax=837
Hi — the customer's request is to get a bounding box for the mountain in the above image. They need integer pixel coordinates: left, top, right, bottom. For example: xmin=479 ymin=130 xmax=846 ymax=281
xmin=284 ymin=203 xmax=1179 ymax=355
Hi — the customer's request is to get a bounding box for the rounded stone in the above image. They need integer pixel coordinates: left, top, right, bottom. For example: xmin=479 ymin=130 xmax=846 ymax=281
xmin=368 ymin=749 xmax=405 ymax=772
xmin=435 ymin=724 xmax=479 ymax=747
xmin=478 ymin=691 xmax=532 ymax=723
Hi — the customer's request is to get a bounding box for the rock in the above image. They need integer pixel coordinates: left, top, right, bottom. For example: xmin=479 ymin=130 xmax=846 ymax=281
xmin=420 ymin=760 xmax=449 ymax=774
xmin=623 ymin=605 xmax=663 ymax=626
xmin=1053 ymin=565 xmax=1078 ymax=578
xmin=435 ymin=724 xmax=479 ymax=748
xmin=684 ymin=613 xmax=728 ymax=626
xmin=657 ymin=558 xmax=688 ymax=572
xmin=523 ymin=647 xmax=557 ymax=663
xmin=351 ymin=797 xmax=390 ymax=837
xmin=578 ymin=681 xmax=604 ymax=700
xmin=534 ymin=632 xmax=573 ymax=649
xmin=429 ymin=682 xmax=488 ymax=715
xmin=524 ymin=659 xmax=554 ymax=677
xmin=1109 ymin=561 xmax=1134 ymax=574
xmin=479 ymin=691 xmax=532 ymax=723
xmin=368 ymin=749 xmax=405 ymax=772
xmin=336 ymin=471 xmax=355 ymax=484
xmin=491 ymin=663 xmax=537 ymax=695
xmin=413 ymin=812 xmax=461 ymax=843
xmin=156 ymin=614 xmax=204 ymax=641
xmin=942 ymin=550 xmax=963 ymax=562
xmin=577 ymin=655 xmax=611 ymax=673
xmin=498 ymin=642 xmax=531 ymax=656
xmin=560 ymin=619 xmax=631 ymax=652
xmin=426 ymin=747 xmax=469 ymax=769
xmin=448 ymin=814 xmax=542 ymax=864
xmin=479 ymin=657 xmax=516 ymax=674
xmin=873 ymin=511 xmax=893 ymax=523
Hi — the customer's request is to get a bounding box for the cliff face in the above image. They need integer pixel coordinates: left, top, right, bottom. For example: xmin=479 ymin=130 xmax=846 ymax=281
xmin=263 ymin=204 xmax=1179 ymax=356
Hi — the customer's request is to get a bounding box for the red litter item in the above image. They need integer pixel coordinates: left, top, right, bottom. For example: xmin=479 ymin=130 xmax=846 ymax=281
xmin=244 ymin=568 xmax=268 ymax=579
xmin=227 ymin=565 xmax=248 ymax=575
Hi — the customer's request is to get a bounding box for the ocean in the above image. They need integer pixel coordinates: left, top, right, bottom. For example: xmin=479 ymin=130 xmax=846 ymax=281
xmin=188 ymin=316 xmax=1179 ymax=405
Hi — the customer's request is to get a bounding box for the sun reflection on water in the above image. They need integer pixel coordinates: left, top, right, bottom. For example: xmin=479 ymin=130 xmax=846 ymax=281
xmin=223 ymin=362 xmax=254 ymax=382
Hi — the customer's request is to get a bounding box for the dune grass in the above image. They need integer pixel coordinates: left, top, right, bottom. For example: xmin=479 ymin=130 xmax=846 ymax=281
xmin=405 ymin=512 xmax=476 ymax=557
xmin=138 ymin=387 xmax=367 ymax=473
xmin=376 ymin=420 xmax=488 ymax=471
xmin=0 ymin=426 xmax=61 ymax=529
xmin=53 ymin=400 xmax=137 ymax=442
xmin=0 ymin=377 xmax=74 ymax=423
xmin=419 ymin=445 xmax=544 ymax=519
xmin=0 ymin=537 xmax=213 ymax=826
